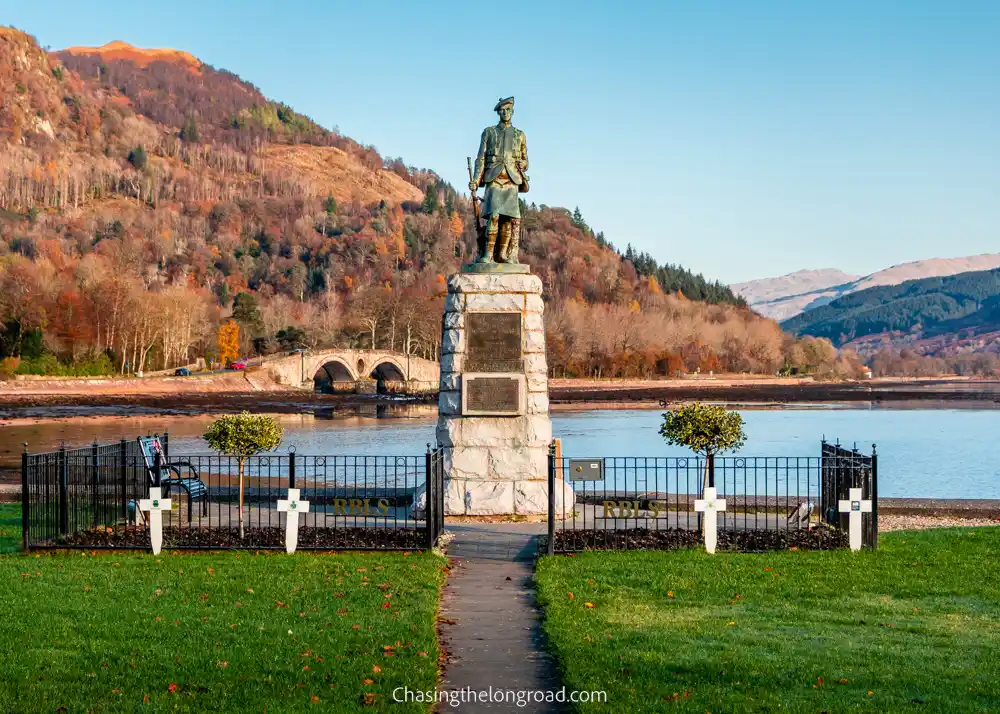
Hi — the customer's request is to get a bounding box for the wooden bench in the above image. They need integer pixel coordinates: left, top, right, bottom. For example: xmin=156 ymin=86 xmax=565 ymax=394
xmin=137 ymin=436 xmax=208 ymax=523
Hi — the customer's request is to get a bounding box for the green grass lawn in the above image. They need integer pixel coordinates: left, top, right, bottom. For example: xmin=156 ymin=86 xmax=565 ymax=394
xmin=0 ymin=506 xmax=445 ymax=713
xmin=0 ymin=504 xmax=20 ymax=554
xmin=537 ymin=528 xmax=1000 ymax=713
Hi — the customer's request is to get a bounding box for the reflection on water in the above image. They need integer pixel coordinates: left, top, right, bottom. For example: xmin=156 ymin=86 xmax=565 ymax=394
xmin=2 ymin=405 xmax=999 ymax=498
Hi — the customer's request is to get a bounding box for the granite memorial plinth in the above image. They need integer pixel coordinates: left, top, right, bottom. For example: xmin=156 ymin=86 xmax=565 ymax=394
xmin=432 ymin=272 xmax=573 ymax=515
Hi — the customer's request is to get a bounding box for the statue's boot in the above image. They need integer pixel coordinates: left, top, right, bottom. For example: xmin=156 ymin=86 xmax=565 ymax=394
xmin=476 ymin=227 xmax=498 ymax=263
xmin=500 ymin=218 xmax=521 ymax=263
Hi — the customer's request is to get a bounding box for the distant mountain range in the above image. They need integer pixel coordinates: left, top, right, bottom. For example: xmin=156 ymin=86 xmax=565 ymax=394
xmin=732 ymin=254 xmax=1000 ymax=321
xmin=782 ymin=267 xmax=1000 ymax=358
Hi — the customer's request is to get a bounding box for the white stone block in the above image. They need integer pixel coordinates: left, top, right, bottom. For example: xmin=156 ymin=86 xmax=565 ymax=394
xmin=524 ymin=312 xmax=544 ymax=332
xmin=513 ymin=480 xmax=576 ymax=515
xmin=409 ymin=484 xmax=428 ymax=519
xmin=443 ymin=312 xmax=464 ymax=329
xmin=526 ymin=370 xmax=548 ymax=393
xmin=442 ymin=328 xmax=465 ymax=354
xmin=439 ymin=373 xmax=460 ymax=392
xmin=514 ymin=481 xmax=549 ymax=514
xmin=555 ymin=480 xmax=578 ymax=516
xmin=440 ymin=352 xmax=462 ymax=373
xmin=443 ymin=479 xmax=516 ymax=515
xmin=436 ymin=414 xmax=552 ymax=448
xmin=524 ymin=353 xmax=548 ymax=375
xmin=464 ymin=293 xmax=525 ymax=312
xmin=526 ymin=415 xmax=553 ymax=444
xmin=525 ymin=294 xmax=545 ymax=314
xmin=439 ymin=390 xmax=461 ymax=415
xmin=447 ymin=444 xmax=548 ymax=482
xmin=441 ymin=478 xmax=470 ymax=516
xmin=444 ymin=293 xmax=464 ymax=313
xmin=449 ymin=273 xmax=542 ymax=295
xmin=527 ymin=392 xmax=549 ymax=414
xmin=523 ymin=329 xmax=546 ymax=354
xmin=449 ymin=446 xmax=492 ymax=479
xmin=466 ymin=481 xmax=515 ymax=515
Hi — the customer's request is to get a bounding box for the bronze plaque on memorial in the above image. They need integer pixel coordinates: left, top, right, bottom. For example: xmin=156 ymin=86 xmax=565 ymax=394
xmin=463 ymin=375 xmax=522 ymax=415
xmin=466 ymin=312 xmax=523 ymax=372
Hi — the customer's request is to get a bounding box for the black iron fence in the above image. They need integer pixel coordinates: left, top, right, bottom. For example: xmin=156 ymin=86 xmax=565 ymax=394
xmin=22 ymin=434 xmax=446 ymax=552
xmin=546 ymin=440 xmax=877 ymax=553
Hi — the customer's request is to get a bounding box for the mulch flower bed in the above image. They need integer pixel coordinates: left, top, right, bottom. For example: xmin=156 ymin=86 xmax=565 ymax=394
xmin=56 ymin=526 xmax=426 ymax=550
xmin=545 ymin=527 xmax=848 ymax=553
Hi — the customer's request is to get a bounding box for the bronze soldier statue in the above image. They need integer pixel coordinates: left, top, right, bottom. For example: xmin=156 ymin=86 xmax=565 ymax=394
xmin=468 ymin=97 xmax=529 ymax=264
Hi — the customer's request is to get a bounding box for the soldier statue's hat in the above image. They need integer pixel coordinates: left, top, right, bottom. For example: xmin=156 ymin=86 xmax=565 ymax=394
xmin=494 ymin=96 xmax=515 ymax=112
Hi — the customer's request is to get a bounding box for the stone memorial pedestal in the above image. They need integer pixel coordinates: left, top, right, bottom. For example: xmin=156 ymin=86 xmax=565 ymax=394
xmin=436 ymin=270 xmax=573 ymax=515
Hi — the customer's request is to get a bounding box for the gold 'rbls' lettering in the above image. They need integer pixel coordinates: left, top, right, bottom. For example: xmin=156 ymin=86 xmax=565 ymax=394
xmin=331 ymin=498 xmax=391 ymax=516
xmin=600 ymin=501 xmax=668 ymax=518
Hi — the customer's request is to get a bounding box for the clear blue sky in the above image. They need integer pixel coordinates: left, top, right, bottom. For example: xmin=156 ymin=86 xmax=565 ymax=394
xmin=4 ymin=1 xmax=999 ymax=284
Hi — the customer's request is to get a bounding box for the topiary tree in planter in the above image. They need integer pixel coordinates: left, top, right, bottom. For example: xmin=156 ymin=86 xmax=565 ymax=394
xmin=203 ymin=412 xmax=283 ymax=539
xmin=659 ymin=402 xmax=746 ymax=489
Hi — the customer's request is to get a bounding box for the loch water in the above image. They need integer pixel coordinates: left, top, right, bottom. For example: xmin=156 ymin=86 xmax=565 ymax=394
xmin=3 ymin=405 xmax=998 ymax=499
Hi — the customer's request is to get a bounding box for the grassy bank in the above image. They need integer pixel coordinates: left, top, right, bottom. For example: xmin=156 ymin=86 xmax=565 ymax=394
xmin=0 ymin=504 xmax=18 ymax=554
xmin=0 ymin=513 xmax=445 ymax=712
xmin=536 ymin=528 xmax=1000 ymax=712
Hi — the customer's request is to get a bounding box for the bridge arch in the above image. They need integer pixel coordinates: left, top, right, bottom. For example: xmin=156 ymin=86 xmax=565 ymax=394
xmin=312 ymin=358 xmax=356 ymax=392
xmin=369 ymin=359 xmax=406 ymax=382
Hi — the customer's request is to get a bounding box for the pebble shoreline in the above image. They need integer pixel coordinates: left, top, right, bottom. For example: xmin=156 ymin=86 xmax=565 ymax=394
xmin=880 ymin=514 xmax=1000 ymax=532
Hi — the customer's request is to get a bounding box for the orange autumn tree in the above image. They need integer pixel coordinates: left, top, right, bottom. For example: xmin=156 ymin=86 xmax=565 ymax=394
xmin=217 ymin=320 xmax=240 ymax=366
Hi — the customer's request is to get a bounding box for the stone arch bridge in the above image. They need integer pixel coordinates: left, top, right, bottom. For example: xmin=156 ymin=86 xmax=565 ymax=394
xmin=264 ymin=349 xmax=439 ymax=392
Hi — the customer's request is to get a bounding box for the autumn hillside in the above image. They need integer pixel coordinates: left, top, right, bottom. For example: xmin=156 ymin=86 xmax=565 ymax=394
xmin=0 ymin=26 xmax=869 ymax=381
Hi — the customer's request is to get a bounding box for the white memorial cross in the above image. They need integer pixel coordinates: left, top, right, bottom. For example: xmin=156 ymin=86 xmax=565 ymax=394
xmin=139 ymin=487 xmax=172 ymax=555
xmin=693 ymin=486 xmax=727 ymax=554
xmin=276 ymin=488 xmax=310 ymax=553
xmin=838 ymin=487 xmax=872 ymax=551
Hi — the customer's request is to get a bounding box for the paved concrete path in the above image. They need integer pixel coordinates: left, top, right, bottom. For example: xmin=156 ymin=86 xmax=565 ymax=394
xmin=438 ymin=522 xmax=565 ymax=712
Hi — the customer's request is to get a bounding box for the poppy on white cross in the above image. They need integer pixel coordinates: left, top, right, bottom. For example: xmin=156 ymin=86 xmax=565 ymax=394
xmin=694 ymin=486 xmax=727 ymax=554
xmin=276 ymin=488 xmax=310 ymax=553
xmin=838 ymin=487 xmax=872 ymax=551
xmin=139 ymin=487 xmax=172 ymax=555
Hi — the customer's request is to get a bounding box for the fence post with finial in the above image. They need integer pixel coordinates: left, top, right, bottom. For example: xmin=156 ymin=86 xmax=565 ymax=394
xmin=547 ymin=441 xmax=556 ymax=556
xmin=424 ymin=443 xmax=434 ymax=549
xmin=58 ymin=442 xmax=69 ymax=537
xmin=871 ymin=443 xmax=878 ymax=549
xmin=91 ymin=439 xmax=100 ymax=529
xmin=119 ymin=438 xmax=128 ymax=520
xmin=21 ymin=443 xmax=29 ymax=552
